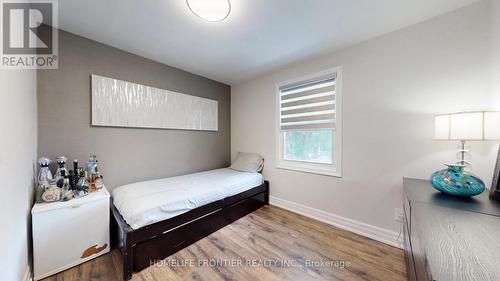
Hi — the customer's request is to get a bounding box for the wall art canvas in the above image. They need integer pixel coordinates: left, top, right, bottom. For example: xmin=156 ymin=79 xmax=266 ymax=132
xmin=91 ymin=74 xmax=218 ymax=131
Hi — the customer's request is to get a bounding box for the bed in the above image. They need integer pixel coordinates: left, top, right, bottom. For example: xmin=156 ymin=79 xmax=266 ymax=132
xmin=110 ymin=154 xmax=268 ymax=280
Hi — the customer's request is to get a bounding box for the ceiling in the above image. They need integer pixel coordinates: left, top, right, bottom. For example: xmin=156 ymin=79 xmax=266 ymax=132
xmin=58 ymin=0 xmax=479 ymax=85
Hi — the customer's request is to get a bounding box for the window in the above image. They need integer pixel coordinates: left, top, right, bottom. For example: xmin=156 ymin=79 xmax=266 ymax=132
xmin=276 ymin=67 xmax=342 ymax=177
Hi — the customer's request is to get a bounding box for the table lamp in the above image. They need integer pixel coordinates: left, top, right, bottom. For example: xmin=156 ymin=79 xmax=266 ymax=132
xmin=431 ymin=111 xmax=500 ymax=196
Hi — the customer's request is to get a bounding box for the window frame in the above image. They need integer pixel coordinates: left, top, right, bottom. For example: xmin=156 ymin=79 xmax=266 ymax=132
xmin=275 ymin=67 xmax=343 ymax=177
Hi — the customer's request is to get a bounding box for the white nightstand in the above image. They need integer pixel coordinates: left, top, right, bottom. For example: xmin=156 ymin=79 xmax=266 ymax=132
xmin=32 ymin=188 xmax=110 ymax=280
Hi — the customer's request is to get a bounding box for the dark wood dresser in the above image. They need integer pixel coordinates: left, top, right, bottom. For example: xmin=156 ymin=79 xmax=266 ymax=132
xmin=403 ymin=178 xmax=500 ymax=281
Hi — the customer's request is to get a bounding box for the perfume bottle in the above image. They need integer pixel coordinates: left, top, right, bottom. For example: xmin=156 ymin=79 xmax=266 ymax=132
xmin=37 ymin=157 xmax=53 ymax=203
xmin=87 ymin=155 xmax=99 ymax=182
xmin=75 ymin=171 xmax=90 ymax=197
xmin=61 ymin=177 xmax=74 ymax=201
xmin=56 ymin=170 xmax=66 ymax=188
xmin=68 ymin=170 xmax=76 ymax=189
xmin=95 ymin=172 xmax=104 ymax=190
xmin=73 ymin=159 xmax=80 ymax=184
xmin=55 ymin=155 xmax=68 ymax=187
xmin=37 ymin=157 xmax=53 ymax=185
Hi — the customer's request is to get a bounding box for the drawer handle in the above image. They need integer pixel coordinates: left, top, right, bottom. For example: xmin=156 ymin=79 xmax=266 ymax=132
xmin=71 ymin=205 xmax=81 ymax=208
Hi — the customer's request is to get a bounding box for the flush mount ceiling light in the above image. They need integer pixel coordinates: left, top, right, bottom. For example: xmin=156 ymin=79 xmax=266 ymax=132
xmin=186 ymin=0 xmax=231 ymax=22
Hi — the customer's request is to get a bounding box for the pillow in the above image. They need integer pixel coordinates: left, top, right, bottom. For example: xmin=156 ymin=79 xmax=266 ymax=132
xmin=230 ymin=152 xmax=264 ymax=173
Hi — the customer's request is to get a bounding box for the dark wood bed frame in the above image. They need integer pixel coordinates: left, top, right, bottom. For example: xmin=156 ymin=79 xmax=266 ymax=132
xmin=110 ymin=180 xmax=269 ymax=280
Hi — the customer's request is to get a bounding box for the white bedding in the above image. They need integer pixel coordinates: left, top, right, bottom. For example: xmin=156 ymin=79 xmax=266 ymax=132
xmin=111 ymin=168 xmax=263 ymax=229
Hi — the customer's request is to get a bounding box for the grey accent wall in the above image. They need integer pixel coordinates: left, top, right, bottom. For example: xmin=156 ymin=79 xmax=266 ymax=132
xmin=38 ymin=29 xmax=231 ymax=190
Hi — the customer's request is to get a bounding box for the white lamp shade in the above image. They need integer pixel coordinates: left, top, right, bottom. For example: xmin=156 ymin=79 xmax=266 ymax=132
xmin=434 ymin=115 xmax=450 ymax=140
xmin=434 ymin=111 xmax=500 ymax=141
xmin=449 ymin=112 xmax=484 ymax=140
xmin=485 ymin=111 xmax=500 ymax=140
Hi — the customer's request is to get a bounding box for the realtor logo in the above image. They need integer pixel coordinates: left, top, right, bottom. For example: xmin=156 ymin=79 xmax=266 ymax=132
xmin=1 ymin=0 xmax=58 ymax=69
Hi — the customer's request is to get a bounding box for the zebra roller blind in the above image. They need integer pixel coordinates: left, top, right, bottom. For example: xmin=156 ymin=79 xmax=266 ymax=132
xmin=279 ymin=76 xmax=336 ymax=131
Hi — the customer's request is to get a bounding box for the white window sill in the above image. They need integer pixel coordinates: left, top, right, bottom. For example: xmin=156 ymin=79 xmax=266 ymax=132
xmin=275 ymin=164 xmax=342 ymax=178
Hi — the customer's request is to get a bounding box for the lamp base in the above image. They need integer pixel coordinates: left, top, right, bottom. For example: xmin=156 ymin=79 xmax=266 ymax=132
xmin=455 ymin=140 xmax=471 ymax=168
xmin=430 ymin=164 xmax=485 ymax=197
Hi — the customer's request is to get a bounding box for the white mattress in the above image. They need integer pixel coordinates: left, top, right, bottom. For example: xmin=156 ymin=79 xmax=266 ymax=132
xmin=112 ymin=168 xmax=263 ymax=229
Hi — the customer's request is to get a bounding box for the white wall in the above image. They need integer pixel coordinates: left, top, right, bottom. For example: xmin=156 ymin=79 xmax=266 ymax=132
xmin=232 ymin=1 xmax=497 ymax=236
xmin=0 ymin=69 xmax=37 ymax=281
xmin=490 ymin=0 xmax=500 ymax=107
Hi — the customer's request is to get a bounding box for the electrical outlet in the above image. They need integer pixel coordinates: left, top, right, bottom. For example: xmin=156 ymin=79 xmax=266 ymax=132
xmin=394 ymin=208 xmax=404 ymax=222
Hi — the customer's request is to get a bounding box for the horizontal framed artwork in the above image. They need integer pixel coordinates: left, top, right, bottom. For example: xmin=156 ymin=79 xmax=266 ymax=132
xmin=91 ymin=74 xmax=218 ymax=131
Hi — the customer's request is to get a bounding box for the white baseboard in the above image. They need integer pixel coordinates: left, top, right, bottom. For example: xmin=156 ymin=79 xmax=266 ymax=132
xmin=23 ymin=266 xmax=32 ymax=281
xmin=269 ymin=196 xmax=402 ymax=249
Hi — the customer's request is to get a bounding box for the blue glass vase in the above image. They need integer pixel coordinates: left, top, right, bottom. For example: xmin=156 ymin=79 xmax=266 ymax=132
xmin=430 ymin=164 xmax=485 ymax=197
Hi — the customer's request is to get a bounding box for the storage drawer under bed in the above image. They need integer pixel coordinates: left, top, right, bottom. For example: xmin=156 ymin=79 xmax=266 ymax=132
xmin=132 ymin=191 xmax=267 ymax=270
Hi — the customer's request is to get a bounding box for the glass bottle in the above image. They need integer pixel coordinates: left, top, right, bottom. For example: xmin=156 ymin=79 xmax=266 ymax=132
xmin=56 ymin=170 xmax=66 ymax=188
xmin=61 ymin=177 xmax=73 ymax=201
xmin=55 ymin=155 xmax=68 ymax=187
xmin=68 ymin=170 xmax=76 ymax=189
xmin=73 ymin=159 xmax=79 ymax=183
xmin=37 ymin=157 xmax=52 ymax=203
xmin=87 ymin=155 xmax=98 ymax=183
xmin=75 ymin=170 xmax=90 ymax=197
xmin=37 ymin=157 xmax=53 ymax=185
xmin=95 ymin=172 xmax=104 ymax=190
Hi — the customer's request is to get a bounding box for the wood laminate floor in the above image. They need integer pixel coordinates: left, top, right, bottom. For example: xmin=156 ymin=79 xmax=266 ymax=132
xmin=42 ymin=205 xmax=406 ymax=281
